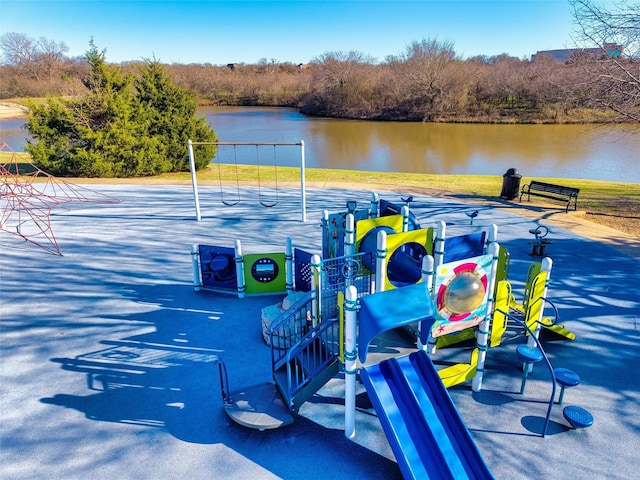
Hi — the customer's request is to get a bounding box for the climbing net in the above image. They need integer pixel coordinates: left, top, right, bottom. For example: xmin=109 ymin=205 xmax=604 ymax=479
xmin=0 ymin=138 xmax=120 ymax=255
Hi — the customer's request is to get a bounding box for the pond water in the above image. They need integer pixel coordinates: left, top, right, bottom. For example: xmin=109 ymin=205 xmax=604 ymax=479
xmin=2 ymin=107 xmax=638 ymax=183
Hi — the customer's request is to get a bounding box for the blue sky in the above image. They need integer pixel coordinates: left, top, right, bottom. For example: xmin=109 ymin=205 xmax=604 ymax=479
xmin=0 ymin=0 xmax=590 ymax=65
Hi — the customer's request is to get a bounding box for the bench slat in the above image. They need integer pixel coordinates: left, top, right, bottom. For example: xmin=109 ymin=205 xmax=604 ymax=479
xmin=520 ymin=181 xmax=579 ymax=212
xmin=529 ymin=182 xmax=578 ymax=196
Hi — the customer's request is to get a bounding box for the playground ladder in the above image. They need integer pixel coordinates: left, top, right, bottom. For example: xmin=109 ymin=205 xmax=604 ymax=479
xmin=270 ymin=291 xmax=341 ymax=413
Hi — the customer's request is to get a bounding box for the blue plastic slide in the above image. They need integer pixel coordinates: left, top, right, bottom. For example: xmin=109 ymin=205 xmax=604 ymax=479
xmin=360 ymin=350 xmax=494 ymax=480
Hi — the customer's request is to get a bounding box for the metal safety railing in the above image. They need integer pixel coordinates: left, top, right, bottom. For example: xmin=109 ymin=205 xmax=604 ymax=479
xmin=269 ymin=290 xmax=340 ymax=412
xmin=315 ymin=251 xmax=374 ymax=320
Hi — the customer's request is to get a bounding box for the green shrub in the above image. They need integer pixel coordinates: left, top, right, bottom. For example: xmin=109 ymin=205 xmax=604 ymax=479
xmin=25 ymin=42 xmax=216 ymax=177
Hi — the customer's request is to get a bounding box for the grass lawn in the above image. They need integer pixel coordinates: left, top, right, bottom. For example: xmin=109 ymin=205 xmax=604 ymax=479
xmin=3 ymin=153 xmax=639 ymax=237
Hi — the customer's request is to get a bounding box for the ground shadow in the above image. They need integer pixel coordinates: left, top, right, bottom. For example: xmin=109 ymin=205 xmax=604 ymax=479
xmin=521 ymin=415 xmax=568 ymax=436
xmin=40 ymin=281 xmax=402 ymax=479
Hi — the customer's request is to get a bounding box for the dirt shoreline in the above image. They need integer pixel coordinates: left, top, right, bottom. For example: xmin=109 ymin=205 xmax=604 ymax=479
xmin=0 ymin=102 xmax=28 ymax=119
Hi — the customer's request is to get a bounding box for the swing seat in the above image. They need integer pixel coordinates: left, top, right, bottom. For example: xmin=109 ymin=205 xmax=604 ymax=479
xmin=256 ymin=144 xmax=279 ymax=207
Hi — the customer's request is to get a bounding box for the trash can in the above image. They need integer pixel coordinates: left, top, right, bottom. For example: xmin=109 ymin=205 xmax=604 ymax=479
xmin=500 ymin=168 xmax=522 ymax=200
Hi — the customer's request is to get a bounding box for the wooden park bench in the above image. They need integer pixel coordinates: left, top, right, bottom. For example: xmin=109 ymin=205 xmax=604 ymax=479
xmin=519 ymin=180 xmax=579 ymax=212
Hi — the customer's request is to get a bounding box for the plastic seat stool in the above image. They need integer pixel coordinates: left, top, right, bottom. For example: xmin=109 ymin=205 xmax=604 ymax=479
xmin=516 ymin=344 xmax=543 ymax=394
xmin=554 ymin=367 xmax=580 ymax=405
xmin=563 ymin=406 xmax=594 ymax=429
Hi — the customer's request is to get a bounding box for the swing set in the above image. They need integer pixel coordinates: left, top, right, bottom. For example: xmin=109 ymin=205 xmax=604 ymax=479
xmin=187 ymin=140 xmax=307 ymax=222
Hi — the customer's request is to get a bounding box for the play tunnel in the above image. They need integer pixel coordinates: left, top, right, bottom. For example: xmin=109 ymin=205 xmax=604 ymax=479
xmin=356 ymin=217 xmax=492 ymax=292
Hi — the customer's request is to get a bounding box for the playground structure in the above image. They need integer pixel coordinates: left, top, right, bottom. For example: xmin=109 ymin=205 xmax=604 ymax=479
xmin=191 ymin=192 xmax=590 ymax=477
xmin=502 ymin=258 xmax=576 ymax=343
xmin=187 ymin=140 xmax=307 ymax=222
xmin=0 ymin=138 xmax=120 ymax=255
xmin=191 ymin=238 xmax=311 ymax=298
xmin=349 ymin=282 xmax=495 ymax=479
xmin=194 ymin=193 xmax=575 ymax=385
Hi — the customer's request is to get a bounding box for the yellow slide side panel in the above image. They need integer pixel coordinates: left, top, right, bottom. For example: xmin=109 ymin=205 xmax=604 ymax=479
xmin=522 ymin=262 xmax=542 ymax=312
xmin=540 ymin=317 xmax=576 ymax=341
xmin=524 ymin=270 xmax=548 ymax=328
xmin=495 ymin=246 xmax=511 ymax=286
xmin=491 ymin=280 xmax=511 ymax=347
xmin=438 ymin=348 xmax=479 ymax=389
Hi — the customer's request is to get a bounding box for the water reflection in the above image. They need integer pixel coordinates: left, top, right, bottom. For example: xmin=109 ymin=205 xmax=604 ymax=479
xmin=203 ymin=107 xmax=638 ymax=182
xmin=1 ymin=107 xmax=638 ymax=182
xmin=0 ymin=118 xmax=30 ymax=150
xmin=308 ymin=121 xmax=602 ymax=175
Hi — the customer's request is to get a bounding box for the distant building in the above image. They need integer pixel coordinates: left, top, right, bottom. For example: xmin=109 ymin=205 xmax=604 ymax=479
xmin=531 ymin=43 xmax=623 ymax=62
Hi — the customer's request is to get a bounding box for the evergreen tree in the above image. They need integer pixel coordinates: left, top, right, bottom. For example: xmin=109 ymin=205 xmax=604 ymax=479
xmin=25 ymin=41 xmax=216 ymax=177
xmin=135 ymin=58 xmax=216 ymax=171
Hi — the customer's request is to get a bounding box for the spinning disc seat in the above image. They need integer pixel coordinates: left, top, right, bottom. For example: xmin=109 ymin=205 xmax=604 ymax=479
xmin=563 ymin=405 xmax=594 ymax=429
xmin=554 ymin=367 xmax=580 ymax=405
xmin=516 ymin=344 xmax=543 ymax=394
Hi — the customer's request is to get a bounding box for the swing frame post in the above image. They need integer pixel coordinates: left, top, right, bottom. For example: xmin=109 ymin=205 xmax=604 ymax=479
xmin=187 ymin=139 xmax=202 ymax=221
xmin=300 ymin=140 xmax=306 ymax=223
xmin=187 ymin=140 xmax=307 ymax=222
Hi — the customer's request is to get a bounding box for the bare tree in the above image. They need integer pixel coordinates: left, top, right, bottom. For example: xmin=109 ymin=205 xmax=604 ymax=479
xmin=305 ymin=51 xmax=377 ymax=117
xmin=37 ymin=36 xmax=69 ymax=80
xmin=570 ymin=0 xmax=640 ymax=122
xmin=0 ymin=32 xmax=41 ymax=79
xmin=395 ymin=39 xmax=458 ymax=120
xmin=0 ymin=32 xmax=68 ymax=81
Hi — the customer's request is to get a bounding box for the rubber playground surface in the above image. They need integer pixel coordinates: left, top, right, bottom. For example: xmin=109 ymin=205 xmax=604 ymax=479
xmin=1 ymin=184 xmax=639 ymax=479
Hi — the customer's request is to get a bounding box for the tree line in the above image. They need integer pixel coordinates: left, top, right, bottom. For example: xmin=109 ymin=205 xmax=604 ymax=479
xmin=1 ymin=0 xmax=638 ymax=124
xmin=2 ymin=38 xmax=635 ymax=124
